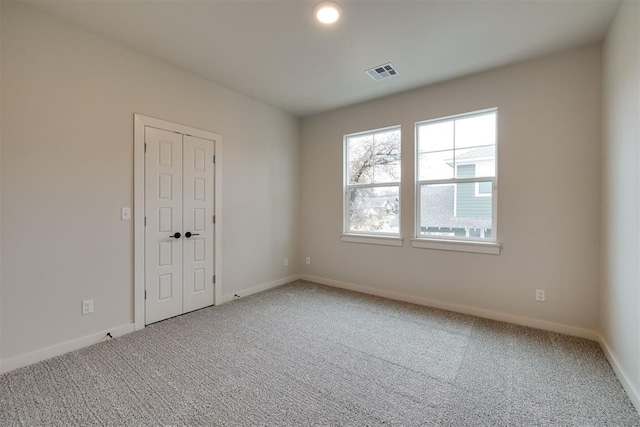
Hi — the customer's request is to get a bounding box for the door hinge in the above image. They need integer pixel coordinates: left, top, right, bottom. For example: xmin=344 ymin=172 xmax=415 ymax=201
xmin=144 ymin=143 xmax=147 ymax=153
xmin=213 ymin=275 xmax=216 ymax=284
xmin=144 ymin=290 xmax=147 ymax=300
xmin=213 ymin=155 xmax=216 ymax=164
xmin=144 ymin=216 xmax=147 ymax=226
xmin=213 ymin=215 xmax=216 ymax=224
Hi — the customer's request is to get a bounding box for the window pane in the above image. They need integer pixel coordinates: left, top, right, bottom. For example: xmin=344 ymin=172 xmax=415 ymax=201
xmin=347 ymin=129 xmax=400 ymax=185
xmin=477 ymin=181 xmax=492 ymax=194
xmin=348 ymin=134 xmax=374 ymax=184
xmin=348 ymin=186 xmax=400 ymax=234
xmin=418 ymin=121 xmax=453 ymax=153
xmin=419 ymin=182 xmax=492 ymax=239
xmin=418 ymin=150 xmax=454 ymax=180
xmin=454 ymin=112 xmax=496 ymax=149
xmin=456 ymin=163 xmax=475 ymax=179
xmin=372 ymin=129 xmax=401 ymax=183
xmin=455 ymin=146 xmax=495 ymax=177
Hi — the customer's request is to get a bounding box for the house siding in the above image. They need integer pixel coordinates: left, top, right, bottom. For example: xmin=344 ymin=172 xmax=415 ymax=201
xmin=456 ymin=164 xmax=491 ymax=218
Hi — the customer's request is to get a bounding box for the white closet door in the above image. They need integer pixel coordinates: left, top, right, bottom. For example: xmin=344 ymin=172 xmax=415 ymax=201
xmin=182 ymin=135 xmax=215 ymax=313
xmin=144 ymin=127 xmax=184 ymax=324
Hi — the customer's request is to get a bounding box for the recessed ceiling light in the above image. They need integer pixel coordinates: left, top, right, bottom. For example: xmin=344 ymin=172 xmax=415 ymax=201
xmin=314 ymin=1 xmax=342 ymax=25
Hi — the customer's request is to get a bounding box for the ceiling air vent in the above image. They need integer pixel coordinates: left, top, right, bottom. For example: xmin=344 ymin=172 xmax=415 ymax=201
xmin=365 ymin=63 xmax=399 ymax=81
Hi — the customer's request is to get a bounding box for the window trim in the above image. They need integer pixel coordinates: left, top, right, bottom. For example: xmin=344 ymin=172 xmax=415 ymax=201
xmin=343 ymin=125 xmax=402 ymax=238
xmin=341 ymin=234 xmax=403 ymax=246
xmin=411 ymin=238 xmax=501 ymax=255
xmin=414 ymin=108 xmax=498 ymax=245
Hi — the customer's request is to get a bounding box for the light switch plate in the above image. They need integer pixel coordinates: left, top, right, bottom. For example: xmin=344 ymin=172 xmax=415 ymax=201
xmin=121 ymin=207 xmax=131 ymax=220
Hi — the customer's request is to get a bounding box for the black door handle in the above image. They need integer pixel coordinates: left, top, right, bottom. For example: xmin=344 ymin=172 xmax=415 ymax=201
xmin=185 ymin=232 xmax=200 ymax=238
xmin=170 ymin=232 xmax=181 ymax=239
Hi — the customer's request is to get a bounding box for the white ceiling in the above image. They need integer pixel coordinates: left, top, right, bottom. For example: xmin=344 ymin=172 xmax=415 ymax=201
xmin=21 ymin=0 xmax=621 ymax=117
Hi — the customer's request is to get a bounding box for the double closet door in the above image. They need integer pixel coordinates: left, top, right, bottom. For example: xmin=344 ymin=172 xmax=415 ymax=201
xmin=144 ymin=126 xmax=215 ymax=325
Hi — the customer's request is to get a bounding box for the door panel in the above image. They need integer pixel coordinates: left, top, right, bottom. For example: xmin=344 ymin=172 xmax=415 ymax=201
xmin=182 ymin=135 xmax=215 ymax=313
xmin=145 ymin=127 xmax=184 ymax=324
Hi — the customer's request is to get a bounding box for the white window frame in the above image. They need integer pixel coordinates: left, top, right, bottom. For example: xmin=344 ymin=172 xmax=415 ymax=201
xmin=342 ymin=125 xmax=402 ymax=242
xmin=413 ymin=108 xmax=500 ymax=254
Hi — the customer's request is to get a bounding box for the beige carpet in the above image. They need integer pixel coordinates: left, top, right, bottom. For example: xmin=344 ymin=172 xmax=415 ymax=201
xmin=0 ymin=280 xmax=638 ymax=426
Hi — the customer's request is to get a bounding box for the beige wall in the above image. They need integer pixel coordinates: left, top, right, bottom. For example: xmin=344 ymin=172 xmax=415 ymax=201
xmin=0 ymin=3 xmax=299 ymax=360
xmin=300 ymin=45 xmax=602 ymax=331
xmin=601 ymin=0 xmax=640 ymax=406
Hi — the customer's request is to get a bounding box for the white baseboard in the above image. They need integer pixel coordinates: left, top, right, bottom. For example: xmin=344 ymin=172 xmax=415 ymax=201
xmin=218 ymin=275 xmax=301 ymax=304
xmin=300 ymin=274 xmax=598 ymax=341
xmin=1 ymin=323 xmax=135 ymax=374
xmin=597 ymin=334 xmax=640 ymax=412
xmin=1 ymin=275 xmax=301 ymax=374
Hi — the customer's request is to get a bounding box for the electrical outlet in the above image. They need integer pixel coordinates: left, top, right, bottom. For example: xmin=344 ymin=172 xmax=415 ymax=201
xmin=82 ymin=299 xmax=94 ymax=315
xmin=284 ymin=257 xmax=289 ymax=266
xmin=535 ymin=289 xmax=546 ymax=302
xmin=305 ymin=257 xmax=311 ymax=265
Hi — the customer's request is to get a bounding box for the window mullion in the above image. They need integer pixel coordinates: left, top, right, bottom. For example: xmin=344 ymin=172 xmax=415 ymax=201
xmin=347 ymin=182 xmax=401 ymax=189
xmin=417 ymin=177 xmax=494 ymax=186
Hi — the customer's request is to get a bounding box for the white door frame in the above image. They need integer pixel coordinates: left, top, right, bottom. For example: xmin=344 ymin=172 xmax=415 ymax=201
xmin=133 ymin=114 xmax=222 ymax=330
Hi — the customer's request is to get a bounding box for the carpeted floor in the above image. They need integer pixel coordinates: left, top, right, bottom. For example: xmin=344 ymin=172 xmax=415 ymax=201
xmin=0 ymin=280 xmax=638 ymax=426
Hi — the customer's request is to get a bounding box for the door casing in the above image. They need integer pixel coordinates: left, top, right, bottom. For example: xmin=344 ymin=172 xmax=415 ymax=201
xmin=134 ymin=114 xmax=222 ymax=331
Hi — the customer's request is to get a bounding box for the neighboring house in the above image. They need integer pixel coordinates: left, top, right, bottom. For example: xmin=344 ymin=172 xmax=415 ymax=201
xmin=349 ymin=191 xmax=400 ymax=233
xmin=420 ymin=146 xmax=494 ymax=238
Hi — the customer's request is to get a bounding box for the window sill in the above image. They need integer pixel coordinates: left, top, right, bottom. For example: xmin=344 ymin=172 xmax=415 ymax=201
xmin=411 ymin=238 xmax=501 ymax=255
xmin=341 ymin=234 xmax=403 ymax=247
